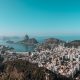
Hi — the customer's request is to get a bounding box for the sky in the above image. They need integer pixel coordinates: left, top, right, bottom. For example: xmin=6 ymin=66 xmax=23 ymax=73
xmin=0 ymin=0 xmax=80 ymax=36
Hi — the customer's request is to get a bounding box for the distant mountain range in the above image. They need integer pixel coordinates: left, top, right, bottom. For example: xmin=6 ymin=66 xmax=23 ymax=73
xmin=0 ymin=35 xmax=80 ymax=48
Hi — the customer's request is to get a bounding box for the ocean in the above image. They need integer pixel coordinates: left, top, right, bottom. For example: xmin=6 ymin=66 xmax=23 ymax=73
xmin=36 ymin=35 xmax=80 ymax=42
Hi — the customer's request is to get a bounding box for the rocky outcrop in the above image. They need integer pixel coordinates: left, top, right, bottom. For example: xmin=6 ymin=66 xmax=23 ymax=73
xmin=19 ymin=35 xmax=38 ymax=45
xmin=65 ymin=40 xmax=80 ymax=48
xmin=44 ymin=38 xmax=65 ymax=44
xmin=20 ymin=38 xmax=38 ymax=45
xmin=24 ymin=34 xmax=29 ymax=41
xmin=27 ymin=38 xmax=38 ymax=44
xmin=36 ymin=38 xmax=65 ymax=51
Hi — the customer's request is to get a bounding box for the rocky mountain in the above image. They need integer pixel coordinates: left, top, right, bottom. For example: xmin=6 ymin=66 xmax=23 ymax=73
xmin=65 ymin=40 xmax=80 ymax=48
xmin=43 ymin=38 xmax=80 ymax=48
xmin=44 ymin=38 xmax=65 ymax=44
xmin=36 ymin=38 xmax=66 ymax=51
xmin=19 ymin=34 xmax=38 ymax=45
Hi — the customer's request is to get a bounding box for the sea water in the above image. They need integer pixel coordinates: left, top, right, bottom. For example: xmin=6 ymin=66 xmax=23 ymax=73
xmin=0 ymin=35 xmax=80 ymax=52
xmin=0 ymin=40 xmax=35 ymax=52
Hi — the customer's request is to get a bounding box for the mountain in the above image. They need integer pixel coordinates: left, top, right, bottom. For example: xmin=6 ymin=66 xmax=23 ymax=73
xmin=0 ymin=59 xmax=74 ymax=80
xmin=44 ymin=38 xmax=65 ymax=44
xmin=19 ymin=35 xmax=38 ymax=45
xmin=65 ymin=40 xmax=80 ymax=48
xmin=0 ymin=60 xmax=57 ymax=80
xmin=36 ymin=38 xmax=66 ymax=50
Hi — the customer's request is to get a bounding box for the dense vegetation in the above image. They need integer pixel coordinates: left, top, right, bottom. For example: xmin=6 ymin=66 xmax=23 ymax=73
xmin=0 ymin=54 xmax=79 ymax=80
xmin=0 ymin=59 xmax=74 ymax=80
xmin=0 ymin=60 xmax=57 ymax=80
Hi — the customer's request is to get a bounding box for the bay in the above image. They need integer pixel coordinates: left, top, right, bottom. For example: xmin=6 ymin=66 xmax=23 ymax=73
xmin=0 ymin=40 xmax=35 ymax=52
xmin=0 ymin=35 xmax=80 ymax=52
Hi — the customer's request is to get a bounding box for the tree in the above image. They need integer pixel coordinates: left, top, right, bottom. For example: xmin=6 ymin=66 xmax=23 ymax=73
xmin=0 ymin=55 xmax=4 ymax=63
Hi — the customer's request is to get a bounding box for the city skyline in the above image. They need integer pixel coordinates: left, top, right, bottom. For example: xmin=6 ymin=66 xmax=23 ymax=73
xmin=0 ymin=0 xmax=80 ymax=36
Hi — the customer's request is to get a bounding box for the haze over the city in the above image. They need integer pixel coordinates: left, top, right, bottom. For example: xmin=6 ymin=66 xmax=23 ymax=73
xmin=0 ymin=0 xmax=80 ymax=36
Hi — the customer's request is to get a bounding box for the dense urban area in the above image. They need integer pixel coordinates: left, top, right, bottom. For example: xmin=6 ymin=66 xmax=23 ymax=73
xmin=0 ymin=35 xmax=80 ymax=80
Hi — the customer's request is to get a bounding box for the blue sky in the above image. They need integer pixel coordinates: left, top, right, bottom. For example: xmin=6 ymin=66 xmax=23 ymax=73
xmin=0 ymin=0 xmax=80 ymax=36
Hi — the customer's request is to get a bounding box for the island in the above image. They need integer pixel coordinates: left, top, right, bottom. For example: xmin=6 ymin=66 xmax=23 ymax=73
xmin=18 ymin=34 xmax=38 ymax=45
xmin=6 ymin=40 xmax=14 ymax=44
